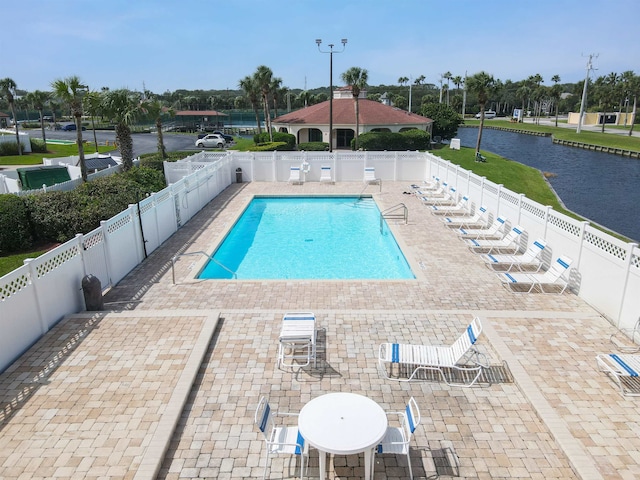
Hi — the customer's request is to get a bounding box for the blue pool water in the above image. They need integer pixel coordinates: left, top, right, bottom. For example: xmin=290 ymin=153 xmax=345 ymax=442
xmin=198 ymin=196 xmax=415 ymax=279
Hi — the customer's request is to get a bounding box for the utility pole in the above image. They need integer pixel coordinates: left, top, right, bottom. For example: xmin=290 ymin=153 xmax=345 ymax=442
xmin=577 ymin=53 xmax=598 ymax=134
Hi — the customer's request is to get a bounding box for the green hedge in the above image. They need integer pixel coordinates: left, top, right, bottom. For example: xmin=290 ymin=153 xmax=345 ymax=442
xmin=253 ymin=131 xmax=296 ymax=150
xmin=2 ymin=166 xmax=167 ymax=249
xmin=0 ymin=195 xmax=33 ymax=254
xmin=353 ymin=130 xmax=431 ymax=151
xmin=298 ymin=142 xmax=329 ymax=151
xmin=248 ymin=142 xmax=289 ymax=151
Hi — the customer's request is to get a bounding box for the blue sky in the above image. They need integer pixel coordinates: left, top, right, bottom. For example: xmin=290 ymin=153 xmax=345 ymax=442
xmin=3 ymin=0 xmax=639 ymax=94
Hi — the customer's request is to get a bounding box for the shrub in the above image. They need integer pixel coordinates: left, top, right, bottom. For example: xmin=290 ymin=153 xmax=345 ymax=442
xmin=253 ymin=131 xmax=296 ymax=149
xmin=249 ymin=142 xmax=289 ymax=151
xmin=139 ymin=151 xmax=191 ymax=171
xmin=0 ymin=194 xmax=33 ymax=253
xmin=30 ymin=138 xmax=48 ymax=153
xmin=0 ymin=141 xmax=20 ymax=156
xmin=298 ymin=142 xmax=329 ymax=151
xmin=353 ymin=130 xmax=431 ymax=151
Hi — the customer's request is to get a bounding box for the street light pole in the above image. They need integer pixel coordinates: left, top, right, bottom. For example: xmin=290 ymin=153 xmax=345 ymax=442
xmin=577 ymin=53 xmax=597 ymax=134
xmin=316 ymin=38 xmax=347 ymax=152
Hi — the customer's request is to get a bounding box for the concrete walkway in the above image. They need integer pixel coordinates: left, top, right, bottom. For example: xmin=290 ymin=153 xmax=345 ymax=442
xmin=1 ymin=181 xmax=639 ymax=479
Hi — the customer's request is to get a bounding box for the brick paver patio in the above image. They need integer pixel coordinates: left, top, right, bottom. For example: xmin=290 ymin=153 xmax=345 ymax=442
xmin=1 ymin=181 xmax=638 ymax=480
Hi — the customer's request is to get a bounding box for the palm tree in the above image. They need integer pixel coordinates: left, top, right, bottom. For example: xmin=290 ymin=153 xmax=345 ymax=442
xmin=254 ymin=65 xmax=275 ymax=141
xmin=142 ymin=97 xmax=172 ymax=159
xmin=26 ymin=90 xmax=49 ymax=146
xmin=466 ymin=71 xmax=496 ymax=157
xmin=51 ymin=76 xmax=88 ymax=180
xmin=340 ymin=66 xmax=369 ymax=150
xmin=0 ymin=77 xmax=22 ymax=155
xmin=269 ymin=77 xmax=283 ymax=118
xmin=239 ymin=75 xmax=262 ymax=133
xmin=398 ymin=76 xmax=409 ymax=87
xmin=83 ymin=91 xmax=102 ymax=153
xmin=551 ymin=75 xmax=562 ymax=127
xmin=515 ymin=84 xmax=531 ymax=123
xmin=443 ymin=71 xmax=452 ymax=105
xmin=48 ymin=98 xmax=60 ymax=127
xmin=100 ymin=89 xmax=142 ymax=170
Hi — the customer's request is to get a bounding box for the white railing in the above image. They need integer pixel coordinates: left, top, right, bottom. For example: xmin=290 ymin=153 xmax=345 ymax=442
xmin=1 ymin=150 xmax=638 ymax=374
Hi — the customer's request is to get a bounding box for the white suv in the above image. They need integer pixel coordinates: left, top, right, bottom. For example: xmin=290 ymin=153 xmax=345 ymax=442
xmin=195 ymin=134 xmax=226 ymax=148
xmin=475 ymin=110 xmax=496 ymax=119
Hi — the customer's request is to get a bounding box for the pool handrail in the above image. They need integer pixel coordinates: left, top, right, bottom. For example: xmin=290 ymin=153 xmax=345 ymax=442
xmin=171 ymin=251 xmax=237 ymax=282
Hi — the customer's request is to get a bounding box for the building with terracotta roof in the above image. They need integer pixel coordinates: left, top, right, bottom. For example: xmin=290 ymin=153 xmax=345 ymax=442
xmin=272 ymin=88 xmax=432 ymax=149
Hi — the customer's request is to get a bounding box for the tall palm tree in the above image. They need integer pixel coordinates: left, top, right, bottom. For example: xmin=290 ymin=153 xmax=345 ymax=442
xmin=466 ymin=71 xmax=496 ymax=156
xmin=340 ymin=66 xmax=369 ymax=150
xmin=101 ymin=89 xmax=142 ymax=170
xmin=253 ymin=65 xmax=274 ymax=141
xmin=26 ymin=90 xmax=49 ymax=146
xmin=269 ymin=77 xmax=283 ymax=118
xmin=551 ymin=75 xmax=562 ymax=127
xmin=142 ymin=97 xmax=172 ymax=159
xmin=83 ymin=91 xmax=102 ymax=153
xmin=0 ymin=77 xmax=22 ymax=155
xmin=51 ymin=76 xmax=88 ymax=180
xmin=239 ymin=75 xmax=262 ymax=134
xmin=48 ymin=98 xmax=60 ymax=127
xmin=443 ymin=71 xmax=452 ymax=105
xmin=515 ymin=84 xmax=531 ymax=123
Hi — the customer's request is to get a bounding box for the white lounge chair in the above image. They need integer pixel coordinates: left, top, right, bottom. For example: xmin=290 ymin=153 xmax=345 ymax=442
xmin=376 ymin=397 xmax=421 ymax=480
xmin=410 ymin=176 xmax=439 ymax=191
xmin=457 ymin=215 xmax=508 ymax=240
xmin=419 ymin=187 xmax=457 ymax=206
xmin=596 ymin=354 xmax=640 ymax=396
xmin=364 ymin=167 xmax=379 ymax=184
xmin=482 ymin=238 xmax=546 ymax=272
xmin=378 ymin=317 xmax=486 ymax=386
xmin=255 ymin=396 xmax=308 ymax=479
xmin=277 ymin=312 xmax=317 ymax=369
xmin=288 ymin=166 xmax=303 ymax=185
xmin=465 ymin=225 xmax=525 ymax=254
xmin=442 ymin=205 xmax=489 ymax=228
xmin=431 ymin=195 xmax=470 ymax=216
xmin=319 ymin=165 xmax=334 ymax=184
xmin=499 ymin=255 xmax=573 ymax=293
xmin=413 ymin=181 xmax=447 ymax=197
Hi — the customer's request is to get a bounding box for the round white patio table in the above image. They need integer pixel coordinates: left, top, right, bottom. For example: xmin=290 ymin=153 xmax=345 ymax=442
xmin=298 ymin=392 xmax=387 ymax=480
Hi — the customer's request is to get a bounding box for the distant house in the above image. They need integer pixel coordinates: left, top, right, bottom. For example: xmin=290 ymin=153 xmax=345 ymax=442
xmin=272 ymin=87 xmax=432 ymax=149
xmin=0 ymin=111 xmax=9 ymax=128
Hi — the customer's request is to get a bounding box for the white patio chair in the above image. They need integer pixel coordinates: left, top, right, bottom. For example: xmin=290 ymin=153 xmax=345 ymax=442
xmin=410 ymin=176 xmax=439 ymax=191
xmin=418 ymin=186 xmax=458 ymax=206
xmin=482 ymin=238 xmax=546 ymax=272
xmin=277 ymin=312 xmax=317 ymax=369
xmin=457 ymin=215 xmax=508 ymax=240
xmin=378 ymin=316 xmax=486 ymax=386
xmin=376 ymin=397 xmax=421 ymax=480
xmin=412 ymin=180 xmax=447 ymax=197
xmin=609 ymin=317 xmax=640 ymax=353
xmin=364 ymin=166 xmax=379 ymax=184
xmin=499 ymin=255 xmax=573 ymax=293
xmin=289 ymin=166 xmax=303 ymax=185
xmin=319 ymin=165 xmax=334 ymax=184
xmin=255 ymin=396 xmax=308 ymax=479
xmin=465 ymin=225 xmax=525 ymax=254
xmin=442 ymin=205 xmax=489 ymax=228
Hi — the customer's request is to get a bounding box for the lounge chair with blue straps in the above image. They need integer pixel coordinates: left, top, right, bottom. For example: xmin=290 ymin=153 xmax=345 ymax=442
xmin=288 ymin=166 xmax=303 ymax=185
xmin=431 ymin=195 xmax=470 ymax=216
xmin=419 ymin=186 xmax=458 ymax=206
xmin=364 ymin=166 xmax=379 ymax=184
xmin=457 ymin=216 xmax=508 ymax=240
xmin=482 ymin=238 xmax=546 ymax=272
xmin=465 ymin=225 xmax=525 ymax=254
xmin=442 ymin=205 xmax=489 ymax=228
xmin=376 ymin=397 xmax=421 ymax=480
xmin=377 ymin=317 xmax=486 ymax=386
xmin=596 ymin=354 xmax=640 ymax=396
xmin=499 ymin=255 xmax=573 ymax=293
xmin=277 ymin=312 xmax=317 ymax=369
xmin=319 ymin=165 xmax=334 ymax=184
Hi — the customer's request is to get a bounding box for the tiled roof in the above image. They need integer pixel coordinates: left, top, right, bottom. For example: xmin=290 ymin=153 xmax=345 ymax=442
xmin=273 ymin=99 xmax=432 ymax=126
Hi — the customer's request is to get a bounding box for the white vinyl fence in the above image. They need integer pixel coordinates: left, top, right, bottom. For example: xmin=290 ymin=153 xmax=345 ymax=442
xmin=1 ymin=150 xmax=638 ymax=374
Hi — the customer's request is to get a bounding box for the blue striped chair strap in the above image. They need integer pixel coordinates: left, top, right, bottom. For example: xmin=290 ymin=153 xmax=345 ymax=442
xmin=467 ymin=325 xmax=477 ymax=344
xmin=533 ymin=241 xmax=545 ymax=249
xmin=487 ymin=254 xmax=498 ymax=263
xmin=295 ymin=431 xmax=305 ymax=455
xmin=470 ymin=239 xmax=480 ymax=246
xmin=391 ymin=343 xmax=400 ymax=363
xmin=259 ymin=403 xmax=270 ymax=432
xmin=610 ymin=354 xmax=639 ymax=376
xmin=459 ymin=228 xmax=467 ymax=235
xmin=504 ymin=273 xmax=517 ymax=283
xmin=513 ymin=227 xmax=522 ymax=235
xmin=406 ymin=404 xmax=416 ymax=432
xmin=284 ymin=315 xmax=314 ymax=321
xmin=557 ymin=258 xmax=570 ymax=269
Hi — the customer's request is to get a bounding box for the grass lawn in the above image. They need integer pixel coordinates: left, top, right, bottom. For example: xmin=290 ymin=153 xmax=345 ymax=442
xmin=464 ymin=119 xmax=640 ymax=152
xmin=0 ymin=247 xmax=52 ymax=277
xmin=0 ymin=142 xmax=114 ymax=166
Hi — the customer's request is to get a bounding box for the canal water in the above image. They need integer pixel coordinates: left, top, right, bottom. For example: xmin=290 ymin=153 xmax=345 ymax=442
xmin=455 ymin=127 xmax=640 ymax=242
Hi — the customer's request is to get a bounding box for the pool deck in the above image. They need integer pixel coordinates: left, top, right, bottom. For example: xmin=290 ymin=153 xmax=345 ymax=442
xmin=1 ymin=181 xmax=639 ymax=480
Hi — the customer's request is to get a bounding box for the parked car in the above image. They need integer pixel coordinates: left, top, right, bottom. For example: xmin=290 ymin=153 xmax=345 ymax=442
xmin=195 ymin=134 xmax=226 ymax=148
xmin=475 ymin=110 xmax=496 ymax=119
xmin=61 ymin=123 xmax=86 ymax=131
xmin=213 ymin=131 xmax=234 ymax=143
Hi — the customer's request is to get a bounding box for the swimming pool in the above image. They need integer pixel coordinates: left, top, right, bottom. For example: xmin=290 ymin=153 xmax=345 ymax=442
xmin=198 ymin=196 xmax=415 ymax=279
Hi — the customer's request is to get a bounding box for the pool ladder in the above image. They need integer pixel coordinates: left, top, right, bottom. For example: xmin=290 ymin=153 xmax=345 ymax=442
xmin=171 ymin=251 xmax=237 ymax=283
xmin=380 ymin=203 xmax=408 ymax=233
